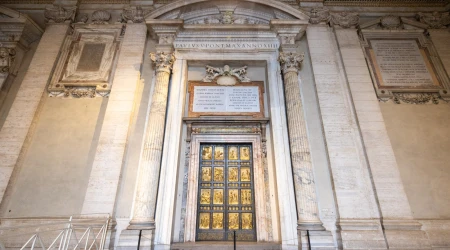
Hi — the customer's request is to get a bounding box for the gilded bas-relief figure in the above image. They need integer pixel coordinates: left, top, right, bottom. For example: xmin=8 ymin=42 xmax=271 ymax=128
xmin=229 ymin=167 xmax=238 ymax=182
xmin=240 ymin=147 xmax=250 ymax=160
xmin=213 ymin=189 xmax=224 ymax=204
xmin=241 ymin=167 xmax=251 ymax=182
xmin=212 ymin=213 xmax=223 ymax=229
xmin=200 ymin=189 xmax=211 ymax=204
xmin=229 ymin=213 xmax=239 ymax=229
xmin=228 ymin=147 xmax=238 ymax=160
xmin=199 ymin=213 xmax=210 ymax=229
xmin=229 ymin=189 xmax=239 ymax=205
xmin=214 ymin=167 xmax=224 ymax=182
xmin=241 ymin=189 xmax=252 ymax=205
xmin=202 ymin=167 xmax=211 ymax=182
xmin=202 ymin=146 xmax=212 ymax=160
xmin=242 ymin=213 xmax=253 ymax=229
xmin=214 ymin=147 xmax=224 ymax=160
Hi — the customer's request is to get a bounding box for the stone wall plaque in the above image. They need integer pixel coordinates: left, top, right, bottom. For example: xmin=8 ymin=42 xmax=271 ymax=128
xmin=369 ymin=39 xmax=440 ymax=89
xmin=188 ymin=82 xmax=264 ymax=118
xmin=360 ymin=30 xmax=450 ymax=103
xmin=48 ymin=24 xmax=123 ymax=98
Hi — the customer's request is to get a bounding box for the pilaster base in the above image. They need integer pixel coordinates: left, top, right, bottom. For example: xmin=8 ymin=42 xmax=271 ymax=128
xmin=117 ymin=229 xmax=154 ymax=250
xmin=299 ymin=230 xmax=335 ymax=249
xmin=383 ymin=220 xmax=431 ymax=249
xmin=339 ymin=219 xmax=387 ymax=249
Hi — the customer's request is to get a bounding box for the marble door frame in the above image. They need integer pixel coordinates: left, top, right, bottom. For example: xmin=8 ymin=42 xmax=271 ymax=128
xmin=154 ymin=50 xmax=298 ymax=247
xmin=184 ymin=134 xmax=267 ymax=242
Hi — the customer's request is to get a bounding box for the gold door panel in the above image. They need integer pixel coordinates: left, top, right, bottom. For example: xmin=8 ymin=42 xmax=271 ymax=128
xmin=196 ymin=144 xmax=256 ymax=241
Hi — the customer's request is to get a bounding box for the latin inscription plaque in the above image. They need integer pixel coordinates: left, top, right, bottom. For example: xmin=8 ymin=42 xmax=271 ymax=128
xmin=188 ymin=82 xmax=264 ymax=117
xmin=369 ymin=39 xmax=440 ymax=88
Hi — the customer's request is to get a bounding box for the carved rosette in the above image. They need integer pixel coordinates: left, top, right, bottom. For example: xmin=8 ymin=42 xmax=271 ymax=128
xmin=0 ymin=47 xmax=16 ymax=73
xmin=44 ymin=5 xmax=76 ymax=23
xmin=278 ymin=52 xmax=304 ymax=74
xmin=416 ymin=12 xmax=450 ymax=29
xmin=121 ymin=6 xmax=151 ymax=23
xmin=309 ymin=8 xmax=330 ymax=25
xmin=150 ymin=52 xmax=175 ymax=73
xmin=330 ymin=12 xmax=360 ymax=28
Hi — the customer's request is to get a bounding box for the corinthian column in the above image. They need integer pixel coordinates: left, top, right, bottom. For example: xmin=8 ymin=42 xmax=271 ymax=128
xmin=129 ymin=52 xmax=175 ymax=229
xmin=279 ymin=52 xmax=324 ymax=231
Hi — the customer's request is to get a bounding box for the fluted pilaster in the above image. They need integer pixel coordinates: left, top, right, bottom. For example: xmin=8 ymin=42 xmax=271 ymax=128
xmin=279 ymin=52 xmax=324 ymax=230
xmin=129 ymin=52 xmax=175 ymax=229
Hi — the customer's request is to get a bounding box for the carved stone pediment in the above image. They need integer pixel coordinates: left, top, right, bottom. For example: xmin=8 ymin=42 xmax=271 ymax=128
xmin=360 ymin=15 xmax=428 ymax=30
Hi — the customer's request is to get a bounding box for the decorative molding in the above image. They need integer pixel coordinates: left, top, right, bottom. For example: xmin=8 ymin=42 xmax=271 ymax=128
xmin=91 ymin=10 xmax=111 ymax=25
xmin=121 ymin=6 xmax=152 ymax=23
xmin=416 ymin=12 xmax=450 ymax=29
xmin=392 ymin=92 xmax=441 ymax=104
xmin=330 ymin=12 xmax=359 ymax=28
xmin=309 ymin=8 xmax=330 ymax=25
xmin=0 ymin=47 xmax=15 ymax=73
xmin=186 ymin=11 xmax=266 ymax=25
xmin=278 ymin=52 xmax=304 ymax=73
xmin=202 ymin=65 xmax=251 ymax=84
xmin=44 ymin=5 xmax=76 ymax=24
xmin=324 ymin=0 xmax=448 ymax=7
xmin=150 ymin=52 xmax=175 ymax=72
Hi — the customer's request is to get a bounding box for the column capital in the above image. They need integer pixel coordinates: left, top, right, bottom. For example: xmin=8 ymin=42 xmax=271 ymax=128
xmin=278 ymin=52 xmax=304 ymax=74
xmin=44 ymin=5 xmax=76 ymax=24
xmin=150 ymin=52 xmax=175 ymax=73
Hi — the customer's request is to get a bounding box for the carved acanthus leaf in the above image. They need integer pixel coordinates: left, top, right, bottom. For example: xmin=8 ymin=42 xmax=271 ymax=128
xmin=202 ymin=65 xmax=250 ymax=84
xmin=393 ymin=92 xmax=440 ymax=104
xmin=91 ymin=10 xmax=111 ymax=24
xmin=150 ymin=52 xmax=175 ymax=72
xmin=278 ymin=52 xmax=304 ymax=73
xmin=0 ymin=47 xmax=16 ymax=73
xmin=44 ymin=5 xmax=76 ymax=23
xmin=309 ymin=8 xmax=330 ymax=25
xmin=416 ymin=12 xmax=450 ymax=29
xmin=330 ymin=12 xmax=360 ymax=28
xmin=121 ymin=6 xmax=152 ymax=23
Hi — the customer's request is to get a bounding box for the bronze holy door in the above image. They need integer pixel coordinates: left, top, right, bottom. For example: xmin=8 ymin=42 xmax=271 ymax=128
xmin=196 ymin=144 xmax=256 ymax=241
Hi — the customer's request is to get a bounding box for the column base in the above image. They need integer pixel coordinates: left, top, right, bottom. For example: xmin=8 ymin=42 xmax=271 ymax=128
xmin=117 ymin=229 xmax=154 ymax=250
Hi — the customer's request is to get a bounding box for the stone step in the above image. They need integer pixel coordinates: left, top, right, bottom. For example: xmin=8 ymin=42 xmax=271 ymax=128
xmin=170 ymin=242 xmax=281 ymax=250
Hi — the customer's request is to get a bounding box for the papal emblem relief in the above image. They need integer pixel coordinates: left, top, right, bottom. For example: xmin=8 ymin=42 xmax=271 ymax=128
xmin=196 ymin=144 xmax=256 ymax=241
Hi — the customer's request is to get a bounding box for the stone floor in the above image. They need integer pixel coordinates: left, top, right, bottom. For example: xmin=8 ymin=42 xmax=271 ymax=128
xmin=170 ymin=242 xmax=282 ymax=250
